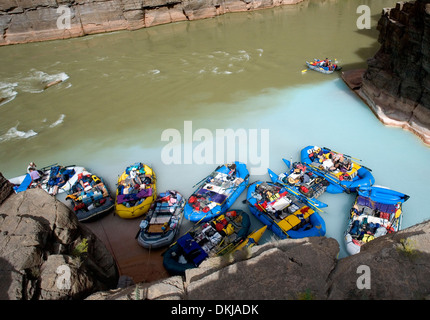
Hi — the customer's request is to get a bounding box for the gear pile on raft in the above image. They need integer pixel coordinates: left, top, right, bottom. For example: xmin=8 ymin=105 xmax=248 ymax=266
xmin=8 ymin=145 xmax=410 ymax=276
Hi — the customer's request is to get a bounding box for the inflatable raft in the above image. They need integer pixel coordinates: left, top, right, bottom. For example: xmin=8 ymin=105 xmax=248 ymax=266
xmin=115 ymin=162 xmax=156 ymax=219
xmin=246 ymin=181 xmax=326 ymax=239
xmin=9 ymin=164 xmax=84 ymax=195
xmin=137 ymin=190 xmax=185 ymax=249
xmin=305 ymin=58 xmax=342 ymax=74
xmin=300 ymin=146 xmax=375 ymax=194
xmin=184 ymin=162 xmax=249 ymax=222
xmin=163 ymin=209 xmax=264 ymax=276
xmin=268 ymin=158 xmax=329 ymax=209
xmin=344 ymin=185 xmax=410 ymax=255
xmin=65 ymin=169 xmax=114 ymax=222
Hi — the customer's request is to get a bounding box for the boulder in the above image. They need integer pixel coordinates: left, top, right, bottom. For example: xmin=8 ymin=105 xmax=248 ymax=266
xmin=85 ymin=219 xmax=430 ymax=300
xmin=0 ymin=172 xmax=14 ymax=205
xmin=327 ymin=220 xmax=430 ymax=300
xmin=185 ymin=237 xmax=339 ymax=300
xmin=0 ymin=188 xmax=118 ymax=300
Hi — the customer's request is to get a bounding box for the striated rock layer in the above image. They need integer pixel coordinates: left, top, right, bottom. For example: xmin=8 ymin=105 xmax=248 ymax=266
xmin=0 ymin=0 xmax=303 ymax=46
xmin=343 ymin=0 xmax=430 ymax=146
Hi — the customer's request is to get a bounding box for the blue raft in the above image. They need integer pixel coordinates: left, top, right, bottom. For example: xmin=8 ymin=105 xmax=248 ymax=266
xmin=268 ymin=158 xmax=329 ymax=210
xmin=163 ymin=209 xmax=251 ymax=276
xmin=344 ymin=185 xmax=410 ymax=255
xmin=305 ymin=58 xmax=342 ymax=74
xmin=246 ymin=181 xmax=326 ymax=239
xmin=184 ymin=162 xmax=249 ymax=222
xmin=300 ymin=145 xmax=375 ymax=194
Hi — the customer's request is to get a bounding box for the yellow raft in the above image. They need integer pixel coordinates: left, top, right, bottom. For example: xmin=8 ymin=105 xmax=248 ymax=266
xmin=115 ymin=163 xmax=157 ymax=219
xmin=232 ymin=225 xmax=267 ymax=252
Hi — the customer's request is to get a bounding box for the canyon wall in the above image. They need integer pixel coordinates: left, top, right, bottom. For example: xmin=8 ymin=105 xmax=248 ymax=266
xmin=0 ymin=0 xmax=303 ymax=45
xmin=343 ymin=0 xmax=430 ymax=146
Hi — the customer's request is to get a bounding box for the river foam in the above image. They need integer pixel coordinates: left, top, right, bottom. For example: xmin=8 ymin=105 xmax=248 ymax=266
xmin=21 ymin=70 xmax=69 ymax=93
xmin=49 ymin=114 xmax=66 ymax=128
xmin=0 ymin=71 xmax=70 ymax=107
xmin=0 ymin=82 xmax=18 ymax=107
xmin=0 ymin=124 xmax=38 ymax=142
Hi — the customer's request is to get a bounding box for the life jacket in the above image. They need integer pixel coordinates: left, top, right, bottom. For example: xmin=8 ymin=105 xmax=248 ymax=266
xmin=386 ymin=226 xmax=395 ymax=233
xmin=362 ymin=234 xmax=374 ymax=243
xmin=339 ymin=173 xmax=350 ymax=181
xmin=222 ymin=224 xmax=235 ymax=236
xmin=92 ymin=175 xmax=101 ymax=184
xmin=268 ymin=193 xmax=280 ymax=202
xmin=74 ymin=203 xmax=87 ymax=212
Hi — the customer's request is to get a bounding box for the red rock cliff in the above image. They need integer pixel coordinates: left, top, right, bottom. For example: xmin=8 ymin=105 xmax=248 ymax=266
xmin=0 ymin=0 xmax=302 ymax=45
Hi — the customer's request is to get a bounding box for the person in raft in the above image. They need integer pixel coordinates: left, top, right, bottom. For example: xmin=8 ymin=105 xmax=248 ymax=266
xmin=28 ymin=167 xmax=42 ymax=187
xmin=27 ymin=162 xmax=37 ymax=173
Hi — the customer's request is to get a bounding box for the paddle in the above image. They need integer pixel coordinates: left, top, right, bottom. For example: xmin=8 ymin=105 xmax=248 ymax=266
xmin=191 ymin=165 xmax=222 ymax=188
xmin=275 ymin=181 xmax=325 ymax=214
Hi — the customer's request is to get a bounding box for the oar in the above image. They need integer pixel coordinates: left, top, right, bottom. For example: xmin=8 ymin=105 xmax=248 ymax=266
xmin=276 ymin=182 xmax=325 ymax=214
xmin=191 ymin=165 xmax=222 ymax=188
xmin=307 ymin=164 xmax=351 ymax=194
xmin=268 ymin=167 xmax=326 ymax=213
xmin=161 ymin=209 xmax=214 ymax=255
xmin=39 ymin=163 xmax=58 ymax=172
xmin=323 ymin=147 xmax=362 ymax=162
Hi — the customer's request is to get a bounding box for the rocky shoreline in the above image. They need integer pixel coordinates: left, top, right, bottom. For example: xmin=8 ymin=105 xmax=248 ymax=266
xmin=87 ymin=218 xmax=430 ymax=300
xmin=0 ymin=0 xmax=303 ymax=46
xmin=342 ymin=69 xmax=430 ymax=146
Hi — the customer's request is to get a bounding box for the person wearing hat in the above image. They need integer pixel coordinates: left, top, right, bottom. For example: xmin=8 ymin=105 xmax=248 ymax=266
xmin=27 ymin=162 xmax=37 ymax=173
xmin=28 ymin=167 xmax=42 ymax=187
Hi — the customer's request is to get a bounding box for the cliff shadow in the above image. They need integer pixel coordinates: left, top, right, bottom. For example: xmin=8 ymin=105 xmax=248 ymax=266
xmin=0 ymin=257 xmax=14 ymax=300
xmin=342 ymin=12 xmax=383 ymax=71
